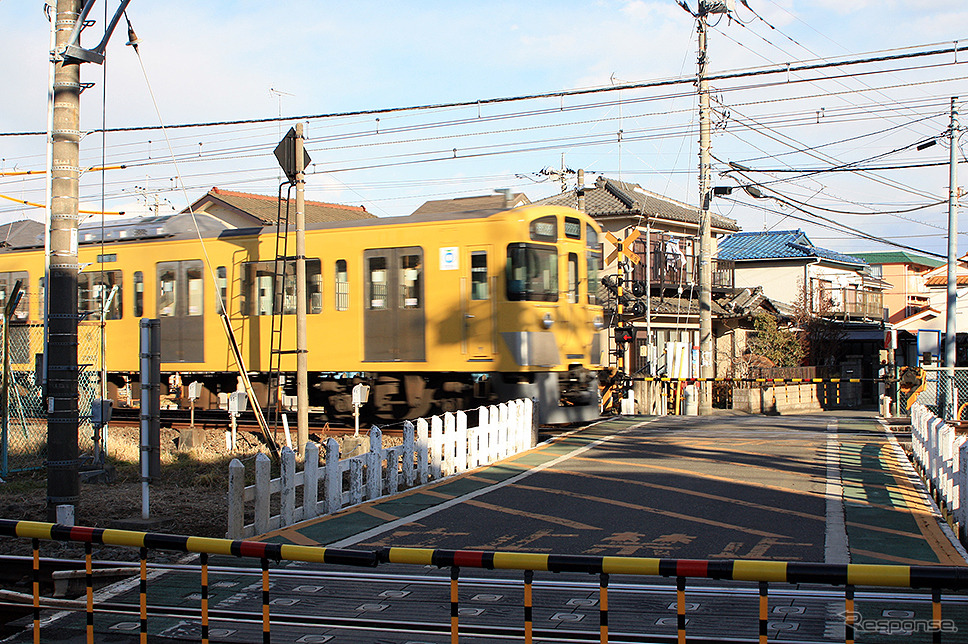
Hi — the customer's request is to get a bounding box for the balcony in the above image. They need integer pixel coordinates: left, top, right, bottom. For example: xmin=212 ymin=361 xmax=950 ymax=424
xmin=814 ymin=287 xmax=884 ymax=320
xmin=629 ymin=236 xmax=734 ymax=291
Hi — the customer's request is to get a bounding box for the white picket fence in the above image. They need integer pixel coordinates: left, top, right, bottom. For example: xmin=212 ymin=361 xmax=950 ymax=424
xmin=226 ymin=399 xmax=534 ymax=539
xmin=910 ymin=403 xmax=967 ymax=541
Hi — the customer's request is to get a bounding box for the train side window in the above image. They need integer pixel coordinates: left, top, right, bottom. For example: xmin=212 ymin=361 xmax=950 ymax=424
xmin=308 ymin=258 xmax=322 ymax=314
xmin=158 ymin=267 xmax=177 ymax=316
xmin=78 ymin=269 xmax=122 ymax=320
xmin=587 ymin=248 xmax=602 ymax=305
xmin=471 ymin=252 xmax=488 ymax=300
xmin=567 ymin=253 xmax=579 ymax=304
xmin=187 ymin=265 xmax=203 ymax=316
xmin=0 ymin=271 xmax=29 ymax=321
xmin=216 ymin=266 xmax=227 ymax=315
xmin=335 ymin=259 xmax=349 ymax=311
xmin=368 ymin=257 xmax=388 ymax=310
xmin=400 ymin=254 xmax=422 ymax=309
xmin=134 ymin=271 xmax=144 ymax=317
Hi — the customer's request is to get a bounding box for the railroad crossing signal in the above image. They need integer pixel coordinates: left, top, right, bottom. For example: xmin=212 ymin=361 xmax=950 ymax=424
xmin=605 ymin=230 xmax=641 ymax=265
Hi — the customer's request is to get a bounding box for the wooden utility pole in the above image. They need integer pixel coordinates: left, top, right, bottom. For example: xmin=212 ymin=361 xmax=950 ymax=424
xmin=294 ymin=123 xmax=309 ymax=456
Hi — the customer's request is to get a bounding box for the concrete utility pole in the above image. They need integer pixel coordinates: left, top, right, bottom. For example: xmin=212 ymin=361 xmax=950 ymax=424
xmin=45 ymin=0 xmax=132 ymax=519
xmin=294 ymin=123 xmax=309 ymax=456
xmin=944 ymin=97 xmax=960 ymax=417
xmin=46 ymin=0 xmax=84 ymax=520
xmin=697 ymin=7 xmax=714 ymax=415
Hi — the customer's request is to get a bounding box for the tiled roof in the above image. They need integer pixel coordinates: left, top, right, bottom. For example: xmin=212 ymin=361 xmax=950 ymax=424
xmin=851 ymin=251 xmax=945 ymax=269
xmin=925 ymin=274 xmax=968 ymax=287
xmin=412 ymin=193 xmax=530 ymax=215
xmin=0 ymin=219 xmax=45 ymax=249
xmin=717 ymin=229 xmax=867 ymax=266
xmin=196 ymin=187 xmax=375 ymax=224
xmin=531 ymin=176 xmax=740 ymax=232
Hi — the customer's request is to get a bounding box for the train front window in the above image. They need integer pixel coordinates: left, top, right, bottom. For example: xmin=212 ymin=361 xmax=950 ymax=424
xmin=567 ymin=253 xmax=579 ymax=304
xmin=506 ymin=243 xmax=558 ymax=302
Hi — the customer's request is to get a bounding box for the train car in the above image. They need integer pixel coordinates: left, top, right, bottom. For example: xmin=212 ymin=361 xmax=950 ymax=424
xmin=0 ymin=204 xmax=605 ymax=424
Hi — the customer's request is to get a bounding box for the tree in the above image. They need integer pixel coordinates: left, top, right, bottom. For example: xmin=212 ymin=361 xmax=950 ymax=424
xmin=748 ymin=310 xmax=804 ymax=368
xmin=795 ymin=282 xmax=846 ymax=369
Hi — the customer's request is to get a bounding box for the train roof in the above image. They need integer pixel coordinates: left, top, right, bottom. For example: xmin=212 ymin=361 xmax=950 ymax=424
xmin=0 ymin=204 xmax=590 ymax=252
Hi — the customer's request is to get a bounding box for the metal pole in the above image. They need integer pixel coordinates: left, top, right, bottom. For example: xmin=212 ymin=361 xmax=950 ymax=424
xmin=945 ymin=97 xmax=960 ymax=417
xmin=697 ymin=10 xmax=714 ymax=415
xmin=295 ymin=123 xmax=309 ymax=456
xmin=46 ymin=0 xmax=83 ymax=520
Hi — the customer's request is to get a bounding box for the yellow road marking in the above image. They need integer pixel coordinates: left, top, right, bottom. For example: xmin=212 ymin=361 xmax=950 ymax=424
xmin=509 ymin=483 xmax=789 ymax=539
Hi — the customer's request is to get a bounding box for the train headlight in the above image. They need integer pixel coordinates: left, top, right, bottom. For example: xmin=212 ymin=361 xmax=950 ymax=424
xmin=542 ymin=313 xmax=554 ymax=329
xmin=593 ymin=316 xmax=604 ymax=331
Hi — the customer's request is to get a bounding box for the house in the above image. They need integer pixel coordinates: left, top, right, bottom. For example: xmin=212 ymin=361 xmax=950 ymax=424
xmin=893 ymin=254 xmax=968 ymax=365
xmin=717 ymin=229 xmax=889 ymax=320
xmin=535 ymin=176 xmax=775 ymax=392
xmin=186 ymin=187 xmax=375 ymax=227
xmin=411 ymin=191 xmax=530 ymax=216
xmin=851 ymin=251 xmax=944 ymax=323
xmin=717 ymin=229 xmax=892 ymax=404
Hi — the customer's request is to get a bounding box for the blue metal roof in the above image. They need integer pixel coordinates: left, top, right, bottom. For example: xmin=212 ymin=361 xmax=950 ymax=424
xmin=717 ymin=229 xmax=867 ymax=266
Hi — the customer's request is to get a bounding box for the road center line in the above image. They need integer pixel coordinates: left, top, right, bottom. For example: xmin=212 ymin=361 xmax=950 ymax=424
xmin=825 ymin=419 xmax=849 ymax=564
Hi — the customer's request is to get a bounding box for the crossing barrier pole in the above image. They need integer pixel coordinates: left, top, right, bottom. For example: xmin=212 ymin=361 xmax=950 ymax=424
xmin=599 ymin=572 xmax=609 ymax=644
xmin=139 ymin=547 xmax=147 ymax=643
xmin=524 ymin=569 xmax=533 ymax=644
xmin=450 ymin=566 xmax=459 ymax=644
xmin=676 ymin=576 xmax=686 ymax=644
xmin=933 ymin=587 xmax=942 ymax=644
xmin=845 ymin=584 xmax=854 ymax=644
xmin=31 ymin=538 xmax=39 ymax=644
xmin=261 ymin=557 xmax=270 ymax=644
xmin=201 ymin=552 xmax=209 ymax=644
xmin=758 ymin=581 xmax=768 ymax=644
xmin=85 ymin=542 xmax=93 ymax=643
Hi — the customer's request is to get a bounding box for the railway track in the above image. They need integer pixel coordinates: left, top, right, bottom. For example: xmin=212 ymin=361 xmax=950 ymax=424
xmin=107 ymin=406 xmax=405 ymax=438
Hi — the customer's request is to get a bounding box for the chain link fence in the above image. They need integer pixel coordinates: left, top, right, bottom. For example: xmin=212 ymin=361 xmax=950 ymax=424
xmin=903 ymin=366 xmax=968 ymax=421
xmin=1 ymin=322 xmax=101 ymax=477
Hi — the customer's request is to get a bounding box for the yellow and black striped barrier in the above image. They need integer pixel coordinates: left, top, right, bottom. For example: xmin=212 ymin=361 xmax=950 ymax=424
xmin=3 ymin=520 xmax=966 ymax=644
xmin=631 ymin=376 xmax=877 ymax=384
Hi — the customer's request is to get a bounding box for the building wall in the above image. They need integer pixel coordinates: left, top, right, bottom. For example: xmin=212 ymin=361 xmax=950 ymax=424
xmin=733 ymin=262 xmax=807 ymax=308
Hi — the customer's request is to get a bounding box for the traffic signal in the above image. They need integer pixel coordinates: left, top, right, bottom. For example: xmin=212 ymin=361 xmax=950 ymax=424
xmin=614 ymin=326 xmax=636 ymax=345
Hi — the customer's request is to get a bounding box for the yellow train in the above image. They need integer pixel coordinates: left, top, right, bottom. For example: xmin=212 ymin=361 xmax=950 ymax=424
xmin=0 ymin=204 xmax=605 ymax=424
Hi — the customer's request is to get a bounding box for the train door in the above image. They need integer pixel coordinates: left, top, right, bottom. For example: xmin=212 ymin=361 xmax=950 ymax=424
xmin=363 ymin=247 xmax=425 ymax=362
xmin=157 ymin=260 xmax=204 ymax=363
xmin=464 ymin=247 xmax=494 ymax=360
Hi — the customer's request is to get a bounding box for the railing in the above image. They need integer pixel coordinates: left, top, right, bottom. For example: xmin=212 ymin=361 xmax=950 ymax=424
xmin=226 ymin=399 xmax=534 ymax=539
xmin=911 ymin=403 xmax=967 ymax=542
xmin=630 ymin=237 xmax=735 ymax=290
xmin=2 ymin=519 xmax=967 ymax=644
xmin=815 ymin=287 xmax=884 ymax=319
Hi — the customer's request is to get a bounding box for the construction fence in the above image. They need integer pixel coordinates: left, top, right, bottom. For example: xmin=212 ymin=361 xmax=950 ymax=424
xmin=0 ymin=322 xmax=101 ymax=477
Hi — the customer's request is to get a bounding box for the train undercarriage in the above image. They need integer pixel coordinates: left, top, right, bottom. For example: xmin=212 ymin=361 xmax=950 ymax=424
xmin=105 ymin=366 xmax=601 ymax=425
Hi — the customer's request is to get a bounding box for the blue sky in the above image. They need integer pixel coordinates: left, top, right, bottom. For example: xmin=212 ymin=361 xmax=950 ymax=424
xmin=1 ymin=1 xmax=966 ymax=257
